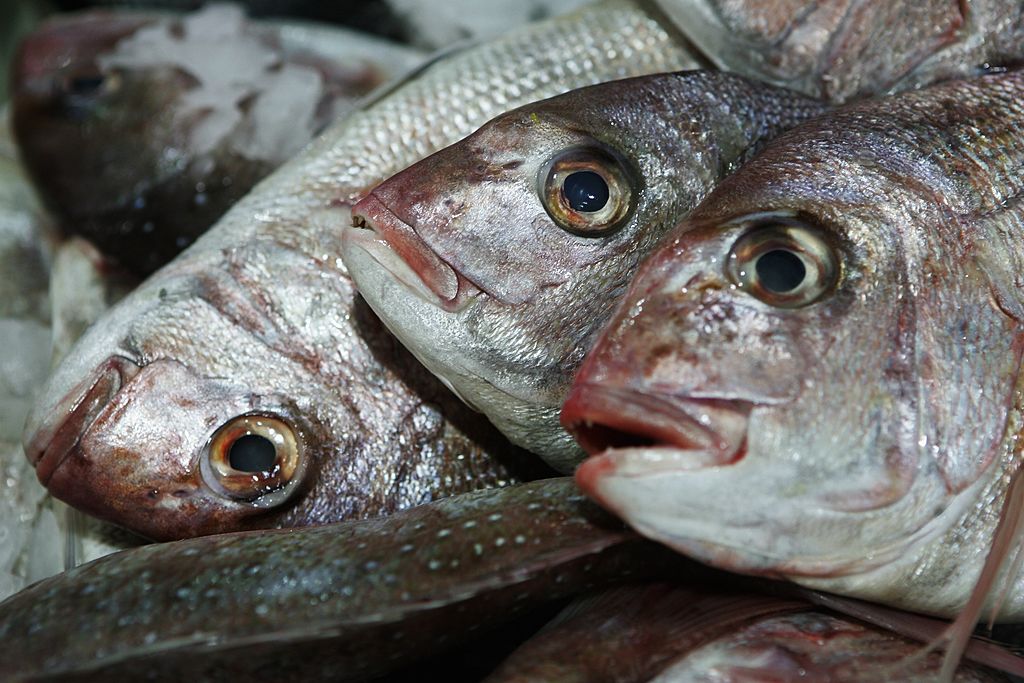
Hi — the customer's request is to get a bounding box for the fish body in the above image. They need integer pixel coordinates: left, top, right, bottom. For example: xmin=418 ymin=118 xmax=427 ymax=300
xmin=341 ymin=71 xmax=826 ymax=471
xmin=484 ymin=584 xmax=1011 ymax=682
xmin=563 ymin=69 xmax=1024 ymax=617
xmin=0 ymin=479 xmax=696 ymax=682
xmin=11 ymin=5 xmax=425 ymax=275
xmin=23 ymin=0 xmax=701 ymax=540
xmin=653 ymin=0 xmax=1024 ymax=102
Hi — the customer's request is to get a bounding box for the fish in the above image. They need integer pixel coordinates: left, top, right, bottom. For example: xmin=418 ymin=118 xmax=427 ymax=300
xmin=22 ymin=0 xmax=702 ymax=540
xmin=11 ymin=4 xmax=425 ymax=275
xmin=340 ymin=71 xmax=826 ymax=472
xmin=483 ymin=584 xmax=1017 ymax=682
xmin=0 ymin=478 xmax=700 ymax=682
xmin=561 ymin=69 xmax=1024 ymax=619
xmin=651 ymin=0 xmax=1024 ymax=102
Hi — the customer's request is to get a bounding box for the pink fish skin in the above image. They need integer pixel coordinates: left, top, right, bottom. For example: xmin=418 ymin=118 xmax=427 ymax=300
xmin=563 ymin=69 xmax=1024 ymax=618
xmin=341 ymin=71 xmax=826 ymax=472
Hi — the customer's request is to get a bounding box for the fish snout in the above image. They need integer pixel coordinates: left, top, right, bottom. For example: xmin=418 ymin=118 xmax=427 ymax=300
xmin=24 ymin=355 xmax=141 ymax=485
xmin=562 ymin=384 xmax=751 ymax=477
xmin=345 ymin=193 xmax=480 ymax=311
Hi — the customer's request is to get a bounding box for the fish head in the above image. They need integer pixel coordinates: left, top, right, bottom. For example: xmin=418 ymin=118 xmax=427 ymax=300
xmin=562 ymin=112 xmax=1023 ymax=580
xmin=11 ymin=12 xmax=198 ymax=230
xmin=342 ymin=72 xmax=815 ymax=470
xmin=22 ymin=231 xmax=381 ymax=540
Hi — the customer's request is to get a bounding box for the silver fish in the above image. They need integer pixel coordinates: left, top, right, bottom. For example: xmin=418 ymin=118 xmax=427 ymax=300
xmin=341 ymin=71 xmax=826 ymax=471
xmin=22 ymin=0 xmax=701 ymax=540
xmin=563 ymin=69 xmax=1024 ymax=618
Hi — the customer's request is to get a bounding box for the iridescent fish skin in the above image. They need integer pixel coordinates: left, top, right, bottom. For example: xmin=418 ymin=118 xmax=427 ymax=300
xmin=653 ymin=0 xmax=1024 ymax=102
xmin=0 ymin=479 xmax=695 ymax=683
xmin=23 ymin=0 xmax=700 ymax=540
xmin=10 ymin=5 xmax=423 ymax=275
xmin=563 ymin=70 xmax=1024 ymax=617
xmin=484 ymin=584 xmax=1011 ymax=682
xmin=341 ymin=72 xmax=825 ymax=471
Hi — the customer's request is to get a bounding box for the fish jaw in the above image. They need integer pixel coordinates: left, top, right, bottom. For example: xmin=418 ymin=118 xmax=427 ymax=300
xmin=346 ymin=193 xmax=481 ymax=312
xmin=25 ymin=354 xmax=141 ymax=485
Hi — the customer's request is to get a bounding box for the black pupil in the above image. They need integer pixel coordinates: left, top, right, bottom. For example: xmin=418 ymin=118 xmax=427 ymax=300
xmin=562 ymin=170 xmax=609 ymax=212
xmin=755 ymin=249 xmax=807 ymax=293
xmin=229 ymin=434 xmax=277 ymax=472
xmin=67 ymin=75 xmax=105 ymax=95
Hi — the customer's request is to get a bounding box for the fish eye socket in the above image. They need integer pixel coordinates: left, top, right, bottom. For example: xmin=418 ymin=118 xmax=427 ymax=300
xmin=727 ymin=222 xmax=838 ymax=308
xmin=540 ymin=148 xmax=633 ymax=237
xmin=202 ymin=414 xmax=303 ymax=502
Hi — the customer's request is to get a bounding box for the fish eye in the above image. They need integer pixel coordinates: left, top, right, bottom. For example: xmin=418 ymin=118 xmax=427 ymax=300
xmin=727 ymin=221 xmax=838 ymax=308
xmin=201 ymin=414 xmax=304 ymax=502
xmin=540 ymin=147 xmax=633 ymax=237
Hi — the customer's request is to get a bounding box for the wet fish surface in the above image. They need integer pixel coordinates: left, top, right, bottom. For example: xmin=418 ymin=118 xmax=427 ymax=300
xmin=0 ymin=479 xmax=697 ymax=683
xmin=563 ymin=69 xmax=1024 ymax=618
xmin=11 ymin=4 xmax=424 ymax=275
xmin=341 ymin=71 xmax=826 ymax=471
xmin=652 ymin=0 xmax=1024 ymax=102
xmin=22 ymin=0 xmax=701 ymax=540
xmin=484 ymin=584 xmax=1011 ymax=682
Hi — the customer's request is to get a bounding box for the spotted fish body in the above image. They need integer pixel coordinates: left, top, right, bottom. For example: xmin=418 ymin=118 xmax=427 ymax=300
xmin=483 ymin=584 xmax=1011 ymax=682
xmin=22 ymin=0 xmax=701 ymax=540
xmin=563 ymin=69 xmax=1024 ymax=618
xmin=0 ymin=479 xmax=696 ymax=682
xmin=653 ymin=0 xmax=1024 ymax=102
xmin=11 ymin=5 xmax=425 ymax=275
xmin=341 ymin=71 xmax=826 ymax=472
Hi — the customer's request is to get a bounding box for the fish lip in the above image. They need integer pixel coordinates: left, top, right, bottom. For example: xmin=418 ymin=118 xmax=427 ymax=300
xmin=561 ymin=384 xmax=751 ymax=467
xmin=24 ymin=355 xmax=141 ymax=485
xmin=346 ymin=193 xmax=482 ymax=312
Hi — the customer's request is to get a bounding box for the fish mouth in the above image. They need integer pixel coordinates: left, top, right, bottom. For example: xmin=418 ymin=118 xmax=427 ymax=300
xmin=561 ymin=384 xmax=751 ymax=475
xmin=24 ymin=355 xmax=141 ymax=485
xmin=344 ymin=193 xmax=481 ymax=312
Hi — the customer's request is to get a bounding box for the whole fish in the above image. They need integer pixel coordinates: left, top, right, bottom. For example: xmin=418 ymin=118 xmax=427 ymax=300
xmin=652 ymin=0 xmax=1024 ymax=102
xmin=22 ymin=0 xmax=701 ymax=540
xmin=562 ymin=69 xmax=1024 ymax=618
xmin=341 ymin=71 xmax=826 ymax=471
xmin=11 ymin=5 xmax=424 ymax=275
xmin=483 ymin=584 xmax=1015 ymax=682
xmin=0 ymin=479 xmax=699 ymax=682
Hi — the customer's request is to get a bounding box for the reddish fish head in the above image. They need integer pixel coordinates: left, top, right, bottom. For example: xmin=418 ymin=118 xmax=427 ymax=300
xmin=341 ymin=72 xmax=825 ymax=471
xmin=21 ymin=256 xmax=333 ymax=540
xmin=563 ymin=83 xmax=1023 ymax=585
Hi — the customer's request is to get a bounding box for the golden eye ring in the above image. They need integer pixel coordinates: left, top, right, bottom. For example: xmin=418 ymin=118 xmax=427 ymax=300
xmin=202 ymin=414 xmax=303 ymax=502
xmin=727 ymin=221 xmax=839 ymax=308
xmin=540 ymin=147 xmax=634 ymax=237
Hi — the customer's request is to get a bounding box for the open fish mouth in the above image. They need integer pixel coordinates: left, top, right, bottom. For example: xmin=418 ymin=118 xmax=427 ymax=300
xmin=344 ymin=194 xmax=481 ymax=312
xmin=24 ymin=355 xmax=141 ymax=485
xmin=561 ymin=384 xmax=751 ymax=474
